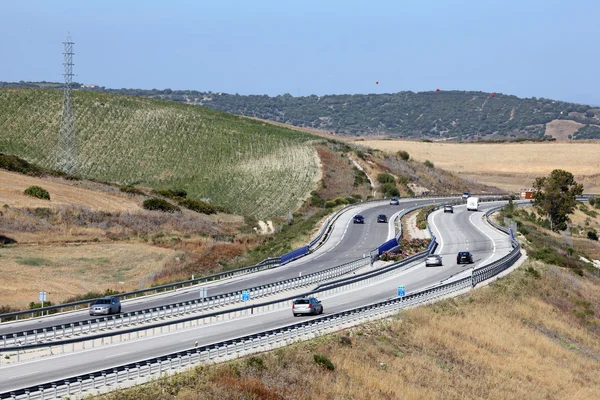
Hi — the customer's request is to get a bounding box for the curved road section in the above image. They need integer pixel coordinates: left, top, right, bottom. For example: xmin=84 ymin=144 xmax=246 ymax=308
xmin=0 ymin=201 xmax=512 ymax=394
xmin=0 ymin=198 xmax=444 ymax=337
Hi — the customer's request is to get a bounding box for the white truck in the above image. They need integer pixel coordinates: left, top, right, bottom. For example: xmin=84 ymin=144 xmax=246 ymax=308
xmin=466 ymin=196 xmax=479 ymax=211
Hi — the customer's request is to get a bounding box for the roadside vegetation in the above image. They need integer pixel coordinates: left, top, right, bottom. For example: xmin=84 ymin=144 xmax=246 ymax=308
xmin=95 ymin=259 xmax=600 ymax=400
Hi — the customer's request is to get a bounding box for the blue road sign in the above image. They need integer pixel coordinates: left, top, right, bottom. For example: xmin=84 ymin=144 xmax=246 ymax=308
xmin=241 ymin=290 xmax=250 ymax=302
xmin=397 ymin=286 xmax=405 ymax=297
xmin=509 ymin=228 xmax=515 ymax=241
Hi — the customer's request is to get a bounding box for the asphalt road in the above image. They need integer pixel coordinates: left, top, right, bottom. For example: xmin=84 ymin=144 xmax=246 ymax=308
xmin=0 ymin=198 xmax=445 ymax=337
xmin=0 ymin=201 xmax=512 ymax=393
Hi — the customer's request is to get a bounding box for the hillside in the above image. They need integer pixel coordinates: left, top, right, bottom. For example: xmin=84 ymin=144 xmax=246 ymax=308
xmin=0 ymin=88 xmax=321 ymax=218
xmin=3 ymin=82 xmax=600 ymax=140
xmin=358 ymin=140 xmax=600 ymax=194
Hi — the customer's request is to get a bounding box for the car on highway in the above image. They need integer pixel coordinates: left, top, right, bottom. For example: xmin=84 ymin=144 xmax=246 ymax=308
xmin=353 ymin=214 xmax=365 ymax=224
xmin=462 ymin=192 xmax=470 ymax=199
xmin=425 ymin=254 xmax=443 ymax=267
xmin=89 ymin=297 xmax=121 ymax=316
xmin=377 ymin=214 xmax=388 ymax=223
xmin=457 ymin=251 xmax=474 ymax=264
xmin=389 ymin=198 xmax=400 ymax=205
xmin=443 ymin=205 xmax=454 ymax=213
xmin=292 ymin=297 xmax=323 ymax=317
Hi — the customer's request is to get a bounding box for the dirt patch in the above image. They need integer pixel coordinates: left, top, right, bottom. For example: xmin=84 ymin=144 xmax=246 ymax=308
xmin=0 ymin=170 xmax=140 ymax=212
xmin=0 ymin=243 xmax=178 ymax=307
xmin=545 ymin=119 xmax=585 ymax=141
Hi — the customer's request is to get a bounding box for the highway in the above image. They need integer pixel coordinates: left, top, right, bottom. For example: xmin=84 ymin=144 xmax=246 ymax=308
xmin=0 ymin=200 xmax=512 ymax=393
xmin=0 ymin=198 xmax=444 ymax=336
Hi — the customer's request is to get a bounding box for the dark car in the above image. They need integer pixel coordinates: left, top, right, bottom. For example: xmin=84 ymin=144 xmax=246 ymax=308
xmin=457 ymin=251 xmax=474 ymax=264
xmin=377 ymin=214 xmax=388 ymax=223
xmin=443 ymin=205 xmax=454 ymax=213
xmin=89 ymin=297 xmax=121 ymax=316
xmin=353 ymin=214 xmax=365 ymax=224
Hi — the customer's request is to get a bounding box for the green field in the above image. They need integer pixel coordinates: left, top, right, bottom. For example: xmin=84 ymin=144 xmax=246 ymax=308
xmin=0 ymin=89 xmax=321 ymax=218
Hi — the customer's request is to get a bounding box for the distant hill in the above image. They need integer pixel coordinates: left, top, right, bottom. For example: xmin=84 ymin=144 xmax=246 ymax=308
xmin=3 ymin=81 xmax=598 ymax=140
xmin=0 ymin=88 xmax=320 ymax=218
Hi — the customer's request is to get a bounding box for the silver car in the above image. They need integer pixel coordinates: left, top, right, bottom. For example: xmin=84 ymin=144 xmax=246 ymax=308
xmin=89 ymin=297 xmax=121 ymax=316
xmin=425 ymin=254 xmax=443 ymax=267
xmin=292 ymin=297 xmax=323 ymax=317
xmin=389 ymin=198 xmax=400 ymax=205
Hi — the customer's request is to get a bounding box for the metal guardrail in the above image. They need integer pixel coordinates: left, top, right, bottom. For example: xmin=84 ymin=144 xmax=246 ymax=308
xmin=0 ymin=193 xmax=493 ymax=322
xmin=0 ymin=201 xmax=521 ymax=399
xmin=0 ymin=251 xmax=429 ymax=356
xmin=0 ymin=256 xmax=372 ymax=348
xmin=0 ymin=198 xmax=443 ymax=346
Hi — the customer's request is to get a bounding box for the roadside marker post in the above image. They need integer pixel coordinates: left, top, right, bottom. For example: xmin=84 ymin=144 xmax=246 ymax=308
xmin=39 ymin=291 xmax=47 ymax=315
xmin=199 ymin=288 xmax=207 ymax=311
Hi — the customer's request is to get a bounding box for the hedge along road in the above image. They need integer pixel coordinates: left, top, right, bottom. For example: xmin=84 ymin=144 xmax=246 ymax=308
xmin=0 ymin=201 xmax=513 ymax=394
xmin=0 ymin=197 xmax=448 ymax=337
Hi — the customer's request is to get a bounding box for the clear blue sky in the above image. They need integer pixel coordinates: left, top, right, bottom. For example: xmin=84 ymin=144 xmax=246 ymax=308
xmin=1 ymin=0 xmax=599 ymax=105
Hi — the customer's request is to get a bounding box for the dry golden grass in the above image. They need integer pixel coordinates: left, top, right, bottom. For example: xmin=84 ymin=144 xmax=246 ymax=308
xmin=98 ymin=259 xmax=600 ymax=400
xmin=0 ymin=170 xmax=140 ymax=212
xmin=545 ymin=120 xmax=585 ymax=140
xmin=356 ymin=140 xmax=600 ymax=193
xmin=0 ymin=243 xmax=178 ymax=307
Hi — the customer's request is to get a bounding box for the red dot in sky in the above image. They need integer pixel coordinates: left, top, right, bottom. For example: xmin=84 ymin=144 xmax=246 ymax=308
xmin=491 ymin=93 xmax=495 ymax=97
xmin=436 ymin=88 xmax=440 ymax=92
xmin=376 ymin=81 xmax=379 ymax=84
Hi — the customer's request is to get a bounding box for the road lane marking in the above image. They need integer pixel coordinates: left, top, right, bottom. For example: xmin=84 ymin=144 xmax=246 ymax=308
xmin=469 ymin=212 xmax=497 ymax=266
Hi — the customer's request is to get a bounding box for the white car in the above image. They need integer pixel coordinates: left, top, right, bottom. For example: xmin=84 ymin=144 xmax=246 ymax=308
xmin=425 ymin=255 xmax=443 ymax=267
xmin=389 ymin=198 xmax=400 ymax=205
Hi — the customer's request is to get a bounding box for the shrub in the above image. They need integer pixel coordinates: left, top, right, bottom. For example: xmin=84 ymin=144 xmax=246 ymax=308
xmin=397 ymin=175 xmax=409 ymax=185
xmin=339 ymin=335 xmax=352 ymax=346
xmin=424 ymin=160 xmax=435 ymax=169
xmin=345 ymin=196 xmax=359 ymax=204
xmin=313 ymin=353 xmax=335 ymax=371
xmin=245 ymin=356 xmax=267 ymax=371
xmin=588 ymin=230 xmax=599 ymax=241
xmin=525 ymin=266 xmax=541 ymax=279
xmin=24 ymin=186 xmax=50 ymax=200
xmin=381 ymin=183 xmax=400 ymax=197
xmin=589 ymin=197 xmax=596 ymax=206
xmin=334 ymin=197 xmax=349 ymax=206
xmin=397 ymin=150 xmax=410 ymax=161
xmin=178 ymin=198 xmax=222 ymax=214
xmin=142 ymin=198 xmax=180 ymax=213
xmin=120 ymin=185 xmax=144 ymax=195
xmin=153 ymin=188 xmax=187 ymax=199
xmin=355 ymin=149 xmax=366 ymax=160
xmin=377 ymin=173 xmax=395 ymax=184
xmin=310 ymin=195 xmax=325 ymax=207
xmin=324 ymin=200 xmax=337 ymax=208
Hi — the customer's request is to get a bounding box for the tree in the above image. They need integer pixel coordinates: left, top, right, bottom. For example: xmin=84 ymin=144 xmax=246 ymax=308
xmin=532 ymin=169 xmax=583 ymax=231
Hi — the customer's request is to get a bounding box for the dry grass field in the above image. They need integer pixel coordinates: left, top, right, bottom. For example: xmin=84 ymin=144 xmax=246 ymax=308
xmin=0 ymin=170 xmax=140 ymax=212
xmin=356 ymin=140 xmax=600 ymax=193
xmin=0 ymin=243 xmax=178 ymax=307
xmin=98 ymin=259 xmax=600 ymax=400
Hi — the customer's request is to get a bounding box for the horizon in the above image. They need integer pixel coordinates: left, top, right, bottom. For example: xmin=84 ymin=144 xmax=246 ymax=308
xmin=1 ymin=0 xmax=599 ymax=105
xmin=3 ymin=80 xmax=598 ymax=107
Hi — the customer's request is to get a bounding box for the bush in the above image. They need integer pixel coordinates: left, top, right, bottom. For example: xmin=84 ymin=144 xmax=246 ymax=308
xmin=245 ymin=356 xmax=267 ymax=371
xmin=153 ymin=188 xmax=187 ymax=199
xmin=397 ymin=150 xmax=410 ymax=161
xmin=334 ymin=197 xmax=349 ymax=206
xmin=377 ymin=173 xmax=395 ymax=184
xmin=310 ymin=195 xmax=325 ymax=207
xmin=324 ymin=200 xmax=337 ymax=208
xmin=588 ymin=230 xmax=599 ymax=241
xmin=339 ymin=335 xmax=352 ymax=346
xmin=397 ymin=175 xmax=409 ymax=185
xmin=142 ymin=198 xmax=180 ymax=213
xmin=24 ymin=185 xmax=50 ymax=200
xmin=345 ymin=196 xmax=359 ymax=204
xmin=381 ymin=183 xmax=400 ymax=197
xmin=424 ymin=160 xmax=435 ymax=169
xmin=589 ymin=197 xmax=596 ymax=206
xmin=313 ymin=353 xmax=335 ymax=371
xmin=120 ymin=185 xmax=144 ymax=195
xmin=178 ymin=198 xmax=222 ymax=214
